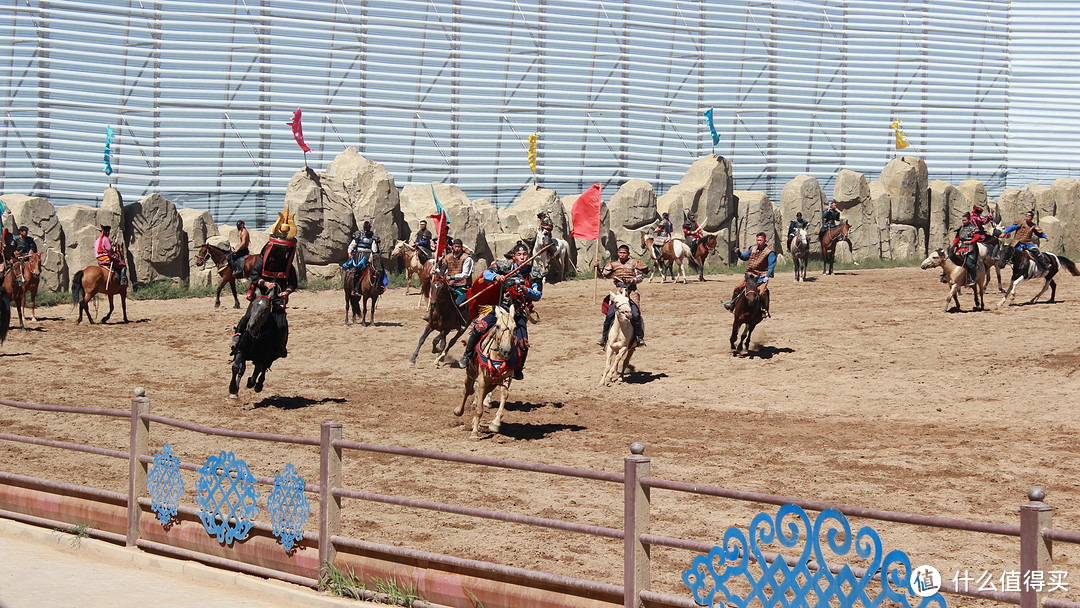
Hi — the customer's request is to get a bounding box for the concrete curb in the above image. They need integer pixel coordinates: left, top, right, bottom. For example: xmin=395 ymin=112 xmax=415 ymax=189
xmin=0 ymin=518 xmax=379 ymax=607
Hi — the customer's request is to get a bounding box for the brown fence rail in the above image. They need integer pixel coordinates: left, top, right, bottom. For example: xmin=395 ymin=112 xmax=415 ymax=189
xmin=1 ymin=389 xmax=1078 ymax=608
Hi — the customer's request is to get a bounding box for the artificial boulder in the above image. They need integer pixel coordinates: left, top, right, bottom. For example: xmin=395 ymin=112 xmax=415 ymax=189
xmin=845 ymin=184 xmax=889 ymax=261
xmin=1051 ymin=179 xmax=1080 ymax=252
xmin=287 ymin=166 xmax=354 ymax=265
xmin=1040 ymin=216 xmax=1065 ymax=254
xmin=889 ymin=224 xmax=920 ymax=260
xmin=499 ymin=185 xmax=567 ymax=242
xmin=124 ymin=193 xmax=186 ymax=284
xmin=400 ymin=183 xmax=491 ymax=261
xmin=833 ymin=170 xmax=870 ymax=210
xmin=56 ymin=204 xmax=102 ymax=282
xmin=607 ymin=179 xmax=658 ymax=257
xmin=997 ymin=188 xmax=1036 ymax=226
xmin=880 ymin=156 xmax=928 ymax=228
xmin=322 ymin=147 xmax=404 ymax=246
xmin=657 ymin=154 xmax=734 ymax=231
xmin=1031 ymin=183 xmax=1055 ymax=218
xmin=0 ymin=194 xmax=67 ymax=290
xmin=178 ymin=208 xmax=219 ymax=289
xmin=734 ymin=190 xmax=781 ymax=252
xmin=928 ymin=180 xmax=967 ymax=251
xmin=780 ymin=175 xmax=828 ymax=253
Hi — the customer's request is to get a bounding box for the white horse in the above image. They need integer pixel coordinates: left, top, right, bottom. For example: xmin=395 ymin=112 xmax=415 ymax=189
xmin=920 ymin=248 xmax=988 ymax=312
xmin=599 ymin=289 xmax=636 ymax=386
xmin=640 ymin=232 xmax=692 ymax=284
xmin=789 ymin=228 xmax=809 ymax=282
xmin=532 ymin=235 xmax=572 ymax=282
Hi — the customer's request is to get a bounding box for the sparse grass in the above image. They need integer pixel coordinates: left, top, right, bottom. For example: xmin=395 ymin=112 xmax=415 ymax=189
xmin=320 ymin=562 xmax=369 ymax=600
xmin=373 ymin=576 xmax=424 ymax=607
xmin=320 ymin=563 xmax=429 ymax=606
xmin=53 ymin=522 xmax=91 ymax=547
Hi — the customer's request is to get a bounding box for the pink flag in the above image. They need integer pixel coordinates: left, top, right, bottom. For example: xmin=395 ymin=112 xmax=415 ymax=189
xmin=286 ymin=108 xmax=311 ymax=153
xmin=570 ymin=184 xmax=602 ymax=239
xmin=429 ymin=211 xmax=449 ymax=260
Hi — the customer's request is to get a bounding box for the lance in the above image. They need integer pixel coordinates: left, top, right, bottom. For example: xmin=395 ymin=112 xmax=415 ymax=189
xmin=460 ymin=244 xmax=552 ymax=307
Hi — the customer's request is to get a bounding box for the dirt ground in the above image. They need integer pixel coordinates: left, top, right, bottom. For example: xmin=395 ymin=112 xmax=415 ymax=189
xmin=3 ymin=265 xmax=1080 ymax=603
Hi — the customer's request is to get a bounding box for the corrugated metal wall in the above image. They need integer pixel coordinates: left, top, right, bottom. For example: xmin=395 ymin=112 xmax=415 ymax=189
xmin=0 ymin=0 xmax=1069 ymax=227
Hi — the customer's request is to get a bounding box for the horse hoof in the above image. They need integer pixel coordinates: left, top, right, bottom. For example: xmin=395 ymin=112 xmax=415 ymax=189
xmin=247 ymin=377 xmax=256 ymax=389
xmin=233 ymin=303 xmax=240 ymax=309
xmin=488 ymin=422 xmax=501 ymax=434
xmin=214 ymin=302 xmax=221 ymax=308
xmin=254 ymin=383 xmax=263 ymax=393
xmin=228 ymin=393 xmax=238 ymax=400
xmin=453 ymin=406 xmax=464 ymax=417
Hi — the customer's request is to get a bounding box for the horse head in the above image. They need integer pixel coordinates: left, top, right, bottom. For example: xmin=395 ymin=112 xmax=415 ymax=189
xmin=246 ymin=285 xmax=279 ymax=336
xmin=920 ymin=249 xmax=946 ymax=270
xmin=490 ymin=305 xmax=516 ymax=360
xmin=609 ymin=289 xmax=633 ymax=321
xmin=391 ymin=240 xmax=412 ymax=260
xmin=25 ymin=252 xmax=41 ymax=277
xmin=195 ymin=244 xmax=210 ymax=267
xmin=742 ymin=275 xmax=760 ymax=306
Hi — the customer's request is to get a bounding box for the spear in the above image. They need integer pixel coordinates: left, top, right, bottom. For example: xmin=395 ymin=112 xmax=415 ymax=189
xmin=460 ymin=244 xmax=552 ymax=306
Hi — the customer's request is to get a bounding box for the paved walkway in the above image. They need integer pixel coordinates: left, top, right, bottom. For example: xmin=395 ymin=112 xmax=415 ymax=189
xmin=0 ymin=519 xmax=373 ymax=608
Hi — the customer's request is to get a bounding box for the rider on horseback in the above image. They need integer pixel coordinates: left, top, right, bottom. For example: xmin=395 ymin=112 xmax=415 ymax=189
xmin=819 ymin=201 xmax=841 ymax=241
xmin=723 ymin=232 xmax=776 ymax=318
xmin=344 ymin=221 xmax=386 ymax=295
xmin=437 ymin=238 xmax=474 ymax=314
xmin=9 ymin=226 xmax=37 ymax=286
xmin=1002 ymin=210 xmax=1048 ymax=273
xmin=971 ymin=204 xmax=996 ymax=233
xmin=682 ymin=211 xmax=704 ymax=255
xmin=457 ymin=242 xmax=543 ymax=380
xmin=595 ymin=244 xmax=648 ymax=348
xmin=226 ymin=220 xmax=250 ymax=274
xmin=94 ymin=225 xmax=128 ymax=287
xmin=951 ymin=212 xmax=985 ymax=286
xmin=787 ymin=212 xmax=808 ymax=241
xmin=537 ymin=212 xmax=555 ymax=250
xmin=651 ymin=213 xmax=673 ymax=261
xmin=412 ymin=219 xmax=433 ymax=264
xmin=232 ymin=216 xmax=298 ymax=358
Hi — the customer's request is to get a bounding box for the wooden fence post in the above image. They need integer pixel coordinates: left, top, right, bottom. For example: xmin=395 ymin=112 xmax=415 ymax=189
xmin=319 ymin=421 xmax=343 ymax=587
xmin=624 ymin=441 xmax=651 ymax=608
xmin=126 ymin=387 xmax=150 ymax=547
xmin=1020 ymin=487 xmax=1053 ymax=608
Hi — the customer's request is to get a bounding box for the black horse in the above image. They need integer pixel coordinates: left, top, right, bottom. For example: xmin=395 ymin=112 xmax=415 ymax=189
xmin=997 ymin=246 xmax=1080 ymax=307
xmin=229 ymin=285 xmax=287 ymax=398
xmin=410 ymin=275 xmax=470 ymax=367
xmin=730 ymin=274 xmax=765 ymax=355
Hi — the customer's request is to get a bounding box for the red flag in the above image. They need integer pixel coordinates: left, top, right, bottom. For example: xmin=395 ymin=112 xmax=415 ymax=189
xmin=570 ymin=183 xmax=602 ymax=239
xmin=286 ymin=108 xmax=311 ymax=153
xmin=429 ymin=211 xmax=449 ymax=260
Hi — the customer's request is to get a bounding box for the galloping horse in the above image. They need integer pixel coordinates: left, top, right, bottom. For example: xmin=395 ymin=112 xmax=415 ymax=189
xmin=640 ymin=232 xmax=692 ymax=283
xmin=391 ymin=240 xmax=433 ymax=306
xmin=455 ymin=304 xmax=517 ymax=437
xmin=689 ymin=234 xmax=717 ymax=282
xmin=819 ymin=220 xmax=851 ymax=275
xmin=410 ymin=275 xmax=470 ymax=367
xmin=194 ymin=243 xmax=256 ymax=308
xmin=789 ymin=228 xmax=810 ymax=282
xmin=971 ymin=237 xmax=1008 ymax=293
xmin=228 ymin=284 xmax=285 ymax=398
xmin=730 ymin=275 xmax=764 ymax=355
xmin=531 ymin=236 xmax=572 ymax=282
xmin=343 ymin=262 xmax=382 ymax=326
xmin=920 ymin=248 xmax=988 ymax=312
xmin=997 ymin=247 xmax=1080 ymax=307
xmin=599 ymin=288 xmax=636 ymax=386
xmin=71 ymin=266 xmax=129 ymax=324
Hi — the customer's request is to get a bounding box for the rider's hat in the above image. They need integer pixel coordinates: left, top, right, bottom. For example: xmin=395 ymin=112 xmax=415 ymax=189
xmin=419 ymin=219 xmax=427 ymax=225
xmin=973 ymin=204 xmax=983 ymax=212
xmin=796 ymin=211 xmax=803 ymax=218
xmin=363 ymin=220 xmax=372 ymax=231
xmin=511 ymin=241 xmax=530 ymax=255
xmin=100 ymin=224 xmax=111 ymax=232
xmin=617 ymin=244 xmax=630 ymax=252
xmin=452 ymin=238 xmax=463 ymax=246
xmin=662 ymin=212 xmax=669 ymax=219
xmin=17 ymin=225 xmax=27 ymax=232
xmin=236 ymin=219 xmax=245 ymax=228
xmin=1025 ymin=210 xmax=1035 ymax=218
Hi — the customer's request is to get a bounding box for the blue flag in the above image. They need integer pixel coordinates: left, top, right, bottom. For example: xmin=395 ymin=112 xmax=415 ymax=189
xmin=103 ymin=125 xmax=114 ymax=176
xmin=430 ymin=184 xmax=445 ymax=215
xmin=704 ymin=108 xmax=719 ymax=146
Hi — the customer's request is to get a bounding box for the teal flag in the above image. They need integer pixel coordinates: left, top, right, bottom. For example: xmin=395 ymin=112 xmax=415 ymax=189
xmin=704 ymin=108 xmax=719 ymax=146
xmin=103 ymin=125 xmax=115 ymax=176
xmin=430 ymin=184 xmax=444 ymax=215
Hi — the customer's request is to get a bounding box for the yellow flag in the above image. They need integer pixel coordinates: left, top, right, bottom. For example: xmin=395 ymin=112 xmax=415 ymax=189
xmin=528 ymin=133 xmax=537 ymax=172
xmin=891 ymin=120 xmax=910 ymax=150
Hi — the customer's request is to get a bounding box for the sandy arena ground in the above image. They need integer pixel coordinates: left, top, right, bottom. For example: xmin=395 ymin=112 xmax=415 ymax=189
xmin=2 ymin=264 xmax=1080 ymax=603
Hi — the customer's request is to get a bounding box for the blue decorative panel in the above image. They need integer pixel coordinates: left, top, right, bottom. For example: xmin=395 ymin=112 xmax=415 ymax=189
xmin=682 ymin=503 xmax=947 ymax=608
xmin=146 ymin=444 xmax=184 ymax=527
xmin=266 ymin=463 xmax=309 ymax=552
xmin=195 ymin=451 xmax=260 ymax=545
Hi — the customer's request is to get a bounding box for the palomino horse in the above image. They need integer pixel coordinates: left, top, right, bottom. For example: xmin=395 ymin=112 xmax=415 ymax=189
xmin=455 ymin=304 xmax=516 ymax=438
xmin=640 ymin=232 xmax=692 ymax=283
xmin=730 ymin=274 xmax=764 ymax=355
xmin=819 ymin=221 xmax=851 ymax=275
xmin=920 ymin=248 xmax=988 ymax=312
xmin=599 ymin=288 xmax=636 ymax=386
xmin=343 ymin=263 xmax=382 ymax=326
xmin=997 ymin=247 xmax=1080 ymax=307
xmin=71 ymin=266 xmax=129 ymax=324
xmin=194 ymin=243 xmax=257 ymax=308
xmin=531 ymin=236 xmax=572 ymax=282
xmin=229 ymin=284 xmax=286 ymax=398
xmin=689 ymin=234 xmax=717 ymax=282
xmin=789 ymin=228 xmax=810 ymax=282
xmin=391 ymin=240 xmax=433 ymax=306
xmin=410 ymin=275 xmax=470 ymax=367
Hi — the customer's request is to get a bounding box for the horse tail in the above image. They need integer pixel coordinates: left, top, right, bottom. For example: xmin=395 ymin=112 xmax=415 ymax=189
xmin=71 ymin=270 xmax=85 ymax=306
xmin=0 ymin=284 xmax=10 ymax=344
xmin=1058 ymin=255 xmax=1080 ymax=277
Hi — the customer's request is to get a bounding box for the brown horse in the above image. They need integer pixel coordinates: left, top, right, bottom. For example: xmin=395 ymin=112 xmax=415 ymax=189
xmin=730 ymin=274 xmax=764 ymax=355
xmin=690 ymin=234 xmax=717 ymax=281
xmin=18 ymin=252 xmax=41 ymax=322
xmin=194 ymin=243 xmax=257 ymax=308
xmin=820 ymin=220 xmax=851 ymax=275
xmin=343 ymin=263 xmax=382 ymax=326
xmin=71 ymin=266 xmax=129 ymax=324
xmin=391 ymin=240 xmax=434 ymax=307
xmin=410 ymin=275 xmax=470 ymax=367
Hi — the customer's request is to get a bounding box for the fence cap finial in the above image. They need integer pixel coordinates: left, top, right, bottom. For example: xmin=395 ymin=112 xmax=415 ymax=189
xmin=630 ymin=442 xmax=645 ymax=455
xmin=134 ymin=387 xmax=146 ymax=398
xmin=1028 ymin=487 xmax=1046 ymax=501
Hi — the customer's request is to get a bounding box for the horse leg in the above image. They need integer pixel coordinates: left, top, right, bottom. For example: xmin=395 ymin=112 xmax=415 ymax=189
xmin=120 ymin=292 xmax=129 ymax=323
xmin=230 ymin=278 xmax=240 ymax=309
xmin=101 ymin=294 xmax=115 ymax=324
xmin=229 ymin=353 xmax=246 ymax=398
xmin=600 ymin=344 xmax=617 ymax=386
xmin=730 ymin=321 xmax=741 ymax=354
xmin=740 ymin=323 xmax=754 ymax=352
xmin=1030 ymin=279 xmax=1053 ymax=304
xmin=253 ymin=364 xmax=267 ymax=393
xmin=999 ymin=276 xmax=1024 ymax=307
xmin=488 ymin=384 xmax=510 ymax=434
xmin=438 ymin=327 xmax=467 ymax=367
xmin=28 ymin=284 xmax=37 ymax=321
xmin=471 ymin=378 xmax=490 ymax=438
xmin=214 ymin=277 xmax=225 ymax=308
xmin=455 ymin=364 xmax=477 ymax=418
xmin=411 ymin=327 xmax=434 ymax=365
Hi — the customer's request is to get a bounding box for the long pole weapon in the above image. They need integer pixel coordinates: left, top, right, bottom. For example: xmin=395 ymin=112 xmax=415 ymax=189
xmin=460 ymin=244 xmax=552 ymax=307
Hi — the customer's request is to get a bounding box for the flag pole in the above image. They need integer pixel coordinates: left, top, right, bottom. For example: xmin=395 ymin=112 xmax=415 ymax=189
xmin=592 ymin=199 xmax=601 ymax=304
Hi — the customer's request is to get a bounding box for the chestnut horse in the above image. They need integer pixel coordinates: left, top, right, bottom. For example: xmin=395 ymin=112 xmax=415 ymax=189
xmin=71 ymin=265 xmax=129 ymax=324
xmin=391 ymin=240 xmax=433 ymax=307
xmin=343 ymin=263 xmax=382 ymax=326
xmin=17 ymin=252 xmax=41 ymax=322
xmin=0 ymin=253 xmax=38 ymax=329
xmin=730 ymin=274 xmax=764 ymax=355
xmin=820 ymin=220 xmax=851 ymax=275
xmin=455 ymin=304 xmax=516 ymax=437
xmin=194 ymin=243 xmax=257 ymax=308
xmin=410 ymin=275 xmax=470 ymax=367
xmin=690 ymin=234 xmax=717 ymax=282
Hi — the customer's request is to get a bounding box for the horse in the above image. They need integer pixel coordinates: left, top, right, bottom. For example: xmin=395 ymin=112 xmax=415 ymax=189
xmin=640 ymin=232 xmax=692 ymax=283
xmin=531 ymin=236 xmax=572 ymax=282
xmin=454 ymin=304 xmax=517 ymax=438
xmin=997 ymin=247 xmax=1080 ymax=307
xmin=789 ymin=228 xmax=809 ymax=282
xmin=71 ymin=266 xmax=129 ymax=324
xmin=689 ymin=234 xmax=717 ymax=282
xmin=344 ymin=261 xmax=382 ymax=326
xmin=730 ymin=274 xmax=765 ymax=355
xmin=599 ymin=288 xmax=636 ymax=386
xmin=410 ymin=275 xmax=470 ymax=367
xmin=228 ymin=284 xmax=286 ymax=398
xmin=391 ymin=240 xmax=433 ymax=307
xmin=920 ymin=248 xmax=988 ymax=312
xmin=0 ymin=279 xmax=10 ymax=344
xmin=820 ymin=221 xmax=851 ymax=275
xmin=194 ymin=243 xmax=257 ymax=308
xmin=966 ymin=236 xmax=1010 ymax=293
xmin=1 ymin=258 xmax=26 ymax=330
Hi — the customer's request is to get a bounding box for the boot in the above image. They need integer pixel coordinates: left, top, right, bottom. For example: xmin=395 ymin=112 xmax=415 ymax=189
xmin=458 ymin=330 xmax=482 ymax=368
xmin=630 ymin=315 xmax=646 ymax=347
xmin=513 ymin=349 xmax=527 ymax=380
xmin=598 ymin=312 xmax=614 ymax=347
